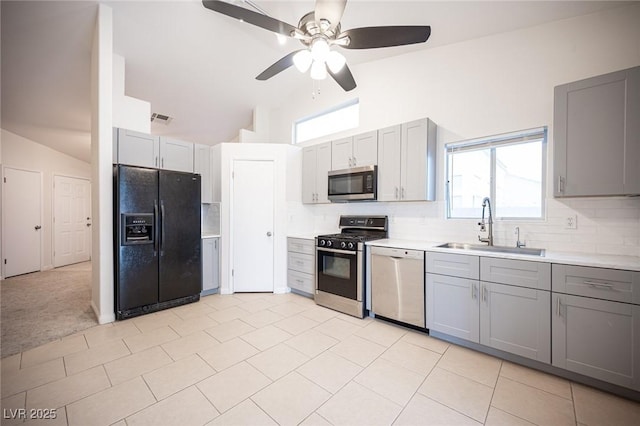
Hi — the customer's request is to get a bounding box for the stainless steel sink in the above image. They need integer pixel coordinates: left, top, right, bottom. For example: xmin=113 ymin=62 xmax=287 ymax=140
xmin=436 ymin=242 xmax=545 ymax=257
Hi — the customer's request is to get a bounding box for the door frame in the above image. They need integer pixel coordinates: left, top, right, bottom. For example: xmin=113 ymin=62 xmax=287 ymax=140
xmin=52 ymin=174 xmax=92 ymax=268
xmin=229 ymin=159 xmax=275 ymax=293
xmin=1 ymin=165 xmax=44 ymax=278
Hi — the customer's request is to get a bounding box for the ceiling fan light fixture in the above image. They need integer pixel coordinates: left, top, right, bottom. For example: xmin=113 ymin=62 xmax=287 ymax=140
xmin=293 ymin=50 xmax=313 ymax=73
xmin=310 ymin=38 xmax=330 ymax=63
xmin=310 ymin=60 xmax=327 ymax=80
xmin=326 ymin=50 xmax=346 ymax=73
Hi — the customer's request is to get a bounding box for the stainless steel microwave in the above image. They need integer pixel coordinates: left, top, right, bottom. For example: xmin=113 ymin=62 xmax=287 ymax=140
xmin=328 ymin=165 xmax=377 ymax=202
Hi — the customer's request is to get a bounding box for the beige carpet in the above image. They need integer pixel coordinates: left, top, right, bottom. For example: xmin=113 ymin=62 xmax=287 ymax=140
xmin=1 ymin=262 xmax=98 ymax=358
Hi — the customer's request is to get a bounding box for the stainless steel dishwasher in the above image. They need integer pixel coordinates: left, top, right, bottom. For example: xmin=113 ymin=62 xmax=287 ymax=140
xmin=370 ymin=246 xmax=425 ymax=328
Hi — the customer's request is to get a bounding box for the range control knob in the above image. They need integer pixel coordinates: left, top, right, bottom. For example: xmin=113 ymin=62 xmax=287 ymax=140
xmin=326 ymin=240 xmax=333 ymax=247
xmin=347 ymin=242 xmax=354 ymax=249
xmin=319 ymin=239 xmax=326 ymax=246
xmin=340 ymin=241 xmax=347 ymax=249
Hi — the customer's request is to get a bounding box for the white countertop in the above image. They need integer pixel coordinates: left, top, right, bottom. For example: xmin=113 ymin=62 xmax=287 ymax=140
xmin=287 ymin=234 xmax=317 ymax=240
xmin=201 ymin=234 xmax=220 ymax=239
xmin=367 ymin=238 xmax=640 ymax=272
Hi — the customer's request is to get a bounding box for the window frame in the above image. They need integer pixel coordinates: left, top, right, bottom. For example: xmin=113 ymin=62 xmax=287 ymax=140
xmin=445 ymin=127 xmax=548 ymax=221
xmin=292 ymin=98 xmax=359 ymax=144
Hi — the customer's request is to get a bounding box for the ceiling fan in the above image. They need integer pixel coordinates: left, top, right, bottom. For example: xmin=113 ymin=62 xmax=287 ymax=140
xmin=202 ymin=0 xmax=431 ymax=91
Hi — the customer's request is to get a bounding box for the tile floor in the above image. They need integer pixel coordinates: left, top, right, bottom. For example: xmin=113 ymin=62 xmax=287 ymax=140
xmin=1 ymin=292 xmax=640 ymax=426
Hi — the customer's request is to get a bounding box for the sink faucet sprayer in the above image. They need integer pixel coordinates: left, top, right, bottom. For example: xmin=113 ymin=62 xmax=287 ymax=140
xmin=478 ymin=197 xmax=494 ymax=246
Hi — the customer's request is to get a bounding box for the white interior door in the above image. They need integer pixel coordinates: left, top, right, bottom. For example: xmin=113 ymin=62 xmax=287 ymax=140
xmin=54 ymin=176 xmax=91 ymax=267
xmin=2 ymin=167 xmax=42 ymax=278
xmin=232 ymin=160 xmax=274 ymax=292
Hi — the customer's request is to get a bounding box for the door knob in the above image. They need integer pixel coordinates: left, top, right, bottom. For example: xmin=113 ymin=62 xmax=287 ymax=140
xmin=34 ymin=225 xmax=41 ymax=230
xmin=266 ymin=232 xmax=272 ymax=237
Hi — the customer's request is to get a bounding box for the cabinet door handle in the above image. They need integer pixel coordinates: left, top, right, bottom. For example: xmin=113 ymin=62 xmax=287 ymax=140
xmin=556 ymin=297 xmax=562 ymax=316
xmin=353 ymin=157 xmax=356 ymax=166
xmin=557 ymin=176 xmax=564 ymax=193
xmin=471 ymin=283 xmax=477 ymax=300
xmin=155 ymin=156 xmax=159 ymax=167
xmin=401 ymin=187 xmax=406 ymax=199
xmin=583 ymin=280 xmax=615 ymax=289
xmin=395 ymin=187 xmax=399 ymax=199
xmin=161 ymin=157 xmax=165 ymax=168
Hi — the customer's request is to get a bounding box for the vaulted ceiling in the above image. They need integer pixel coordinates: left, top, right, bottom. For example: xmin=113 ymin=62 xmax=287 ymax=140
xmin=1 ymin=1 xmax=631 ymax=162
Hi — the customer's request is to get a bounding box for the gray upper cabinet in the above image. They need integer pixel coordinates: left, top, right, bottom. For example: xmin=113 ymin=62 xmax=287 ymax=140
xmin=114 ymin=128 xmax=194 ymax=173
xmin=194 ymin=144 xmax=212 ymax=203
xmin=377 ymin=125 xmax=402 ymax=201
xmin=115 ymin=128 xmax=160 ymax=169
xmin=302 ymin=142 xmax=332 ymax=204
xmin=554 ymin=66 xmax=640 ymax=197
xmin=377 ymin=118 xmax=437 ymax=201
xmin=159 ymin=137 xmax=194 ymax=173
xmin=331 ymin=131 xmax=378 ymax=170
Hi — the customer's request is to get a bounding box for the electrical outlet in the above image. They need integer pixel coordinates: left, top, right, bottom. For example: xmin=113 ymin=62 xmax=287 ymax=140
xmin=565 ymin=215 xmax=578 ymax=230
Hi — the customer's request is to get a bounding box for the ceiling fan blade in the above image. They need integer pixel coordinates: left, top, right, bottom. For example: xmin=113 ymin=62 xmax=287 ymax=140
xmin=315 ymin=0 xmax=347 ymax=32
xmin=328 ymin=63 xmax=356 ymax=92
xmin=202 ymin=0 xmax=298 ymax=38
xmin=256 ymin=50 xmax=303 ymax=81
xmin=339 ymin=26 xmax=431 ymax=49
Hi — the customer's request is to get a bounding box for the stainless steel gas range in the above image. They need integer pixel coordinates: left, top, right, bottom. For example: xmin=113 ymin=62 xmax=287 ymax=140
xmin=315 ymin=215 xmax=388 ymax=318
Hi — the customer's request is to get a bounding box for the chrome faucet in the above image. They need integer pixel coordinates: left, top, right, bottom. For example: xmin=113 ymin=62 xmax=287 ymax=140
xmin=515 ymin=226 xmax=526 ymax=248
xmin=478 ymin=197 xmax=494 ymax=246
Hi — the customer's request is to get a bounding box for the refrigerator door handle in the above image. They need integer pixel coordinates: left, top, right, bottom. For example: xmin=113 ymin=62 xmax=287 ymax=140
xmin=160 ymin=200 xmax=166 ymax=257
xmin=153 ymin=200 xmax=159 ymax=256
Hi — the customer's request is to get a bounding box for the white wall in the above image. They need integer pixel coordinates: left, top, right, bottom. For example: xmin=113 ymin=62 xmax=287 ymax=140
xmin=91 ymin=3 xmax=115 ymax=324
xmin=273 ymin=3 xmax=640 ymax=257
xmin=212 ymin=143 xmax=298 ymax=295
xmin=113 ymin=54 xmax=151 ymax=134
xmin=1 ymin=129 xmax=92 ymax=273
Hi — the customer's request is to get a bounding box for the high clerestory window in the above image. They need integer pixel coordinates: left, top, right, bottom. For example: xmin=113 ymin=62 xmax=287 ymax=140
xmin=446 ymin=127 xmax=547 ymax=219
xmin=293 ymin=99 xmax=359 ymax=144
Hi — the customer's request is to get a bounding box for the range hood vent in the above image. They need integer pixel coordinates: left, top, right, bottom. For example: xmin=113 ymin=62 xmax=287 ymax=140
xmin=151 ymin=113 xmax=173 ymax=125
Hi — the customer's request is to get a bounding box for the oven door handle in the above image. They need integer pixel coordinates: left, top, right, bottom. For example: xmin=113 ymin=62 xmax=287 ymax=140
xmin=317 ymin=247 xmax=356 ymax=255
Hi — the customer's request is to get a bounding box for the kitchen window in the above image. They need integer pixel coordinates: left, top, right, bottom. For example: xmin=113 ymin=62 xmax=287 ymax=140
xmin=293 ymin=99 xmax=359 ymax=144
xmin=446 ymin=127 xmax=547 ymax=219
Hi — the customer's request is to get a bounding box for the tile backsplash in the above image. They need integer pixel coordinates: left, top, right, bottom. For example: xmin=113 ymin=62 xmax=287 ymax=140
xmin=287 ymin=197 xmax=640 ymax=257
xmin=202 ymin=203 xmax=220 ymax=235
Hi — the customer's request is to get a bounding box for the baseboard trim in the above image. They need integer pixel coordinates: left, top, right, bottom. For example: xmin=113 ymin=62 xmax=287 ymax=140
xmin=91 ymin=300 xmax=115 ymax=324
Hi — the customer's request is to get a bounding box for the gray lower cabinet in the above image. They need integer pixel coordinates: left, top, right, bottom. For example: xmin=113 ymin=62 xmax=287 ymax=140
xmin=202 ymin=237 xmax=219 ymax=295
xmin=287 ymin=237 xmax=315 ymax=295
xmin=480 ymin=281 xmax=550 ymax=362
xmin=554 ymin=66 xmax=640 ymax=196
xmin=426 ymin=253 xmax=551 ymax=363
xmin=552 ymin=264 xmax=640 ymax=390
xmin=426 ymin=272 xmax=479 ymax=342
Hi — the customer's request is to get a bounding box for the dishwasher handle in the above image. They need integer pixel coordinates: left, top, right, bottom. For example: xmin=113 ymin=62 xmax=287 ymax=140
xmin=370 ymin=246 xmax=424 ymax=260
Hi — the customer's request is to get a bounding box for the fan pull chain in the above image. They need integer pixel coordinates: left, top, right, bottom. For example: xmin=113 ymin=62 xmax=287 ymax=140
xmin=312 ymin=81 xmax=321 ymax=100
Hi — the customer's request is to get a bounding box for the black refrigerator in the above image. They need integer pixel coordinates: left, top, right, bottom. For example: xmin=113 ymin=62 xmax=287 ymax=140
xmin=114 ymin=165 xmax=201 ymax=320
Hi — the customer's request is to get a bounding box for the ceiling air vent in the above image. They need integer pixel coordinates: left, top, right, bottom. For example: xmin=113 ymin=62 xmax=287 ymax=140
xmin=151 ymin=113 xmax=173 ymax=125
